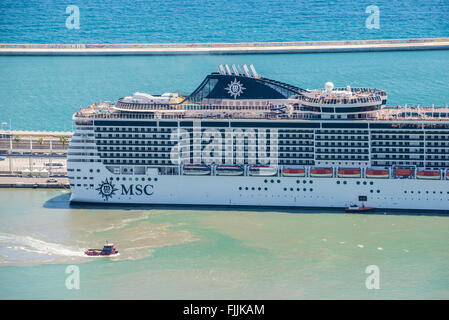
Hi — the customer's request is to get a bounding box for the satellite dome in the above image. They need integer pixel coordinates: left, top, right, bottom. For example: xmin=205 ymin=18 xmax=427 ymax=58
xmin=325 ymin=82 xmax=334 ymax=92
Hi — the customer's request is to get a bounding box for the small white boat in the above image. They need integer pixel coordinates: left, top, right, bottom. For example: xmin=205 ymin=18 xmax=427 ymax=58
xmin=215 ymin=165 xmax=244 ymax=176
xmin=282 ymin=167 xmax=306 ymax=177
xmin=337 ymin=168 xmax=361 ymax=178
xmin=310 ymin=167 xmax=333 ymax=178
xmin=365 ymin=168 xmax=389 ymax=179
xmin=182 ymin=164 xmax=211 ymax=176
xmin=248 ymin=165 xmax=277 ymax=176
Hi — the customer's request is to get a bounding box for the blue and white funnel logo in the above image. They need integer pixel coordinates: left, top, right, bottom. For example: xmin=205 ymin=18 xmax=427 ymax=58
xmin=96 ymin=179 xmax=118 ymax=201
xmin=225 ymin=78 xmax=245 ymax=99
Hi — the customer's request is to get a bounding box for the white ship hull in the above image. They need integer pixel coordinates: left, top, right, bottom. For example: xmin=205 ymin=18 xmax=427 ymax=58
xmin=69 ymin=164 xmax=449 ymax=212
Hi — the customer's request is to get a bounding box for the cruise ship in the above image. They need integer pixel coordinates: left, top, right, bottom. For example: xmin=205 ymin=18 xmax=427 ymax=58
xmin=68 ymin=64 xmax=449 ymax=211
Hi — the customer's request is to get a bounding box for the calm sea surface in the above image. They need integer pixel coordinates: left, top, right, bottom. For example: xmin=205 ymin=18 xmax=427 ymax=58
xmin=1 ymin=50 xmax=449 ymax=131
xmin=1 ymin=0 xmax=449 ymax=43
xmin=0 ymin=189 xmax=448 ymax=299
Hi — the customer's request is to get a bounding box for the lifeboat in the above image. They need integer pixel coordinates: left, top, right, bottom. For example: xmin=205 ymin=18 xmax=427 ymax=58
xmin=345 ymin=205 xmax=375 ymax=213
xmin=394 ymin=168 xmax=413 ymax=177
xmin=182 ymin=164 xmax=211 ymax=176
xmin=248 ymin=165 xmax=277 ymax=177
xmin=446 ymin=170 xmax=449 ymax=180
xmin=337 ymin=168 xmax=361 ymax=178
xmin=310 ymin=167 xmax=333 ymax=178
xmin=215 ymin=164 xmax=244 ymax=176
xmin=365 ymin=168 xmax=389 ymax=179
xmin=416 ymin=170 xmax=441 ymax=180
xmin=84 ymin=242 xmax=119 ymax=257
xmin=282 ymin=167 xmax=306 ymax=177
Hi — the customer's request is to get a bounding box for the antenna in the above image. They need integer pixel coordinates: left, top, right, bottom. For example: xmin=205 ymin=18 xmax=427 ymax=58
xmin=237 ymin=65 xmax=244 ymax=76
xmin=231 ymin=64 xmax=239 ymax=76
xmin=243 ymin=64 xmax=251 ymax=77
xmin=224 ymin=64 xmax=232 ymax=75
xmin=249 ymin=64 xmax=259 ymax=78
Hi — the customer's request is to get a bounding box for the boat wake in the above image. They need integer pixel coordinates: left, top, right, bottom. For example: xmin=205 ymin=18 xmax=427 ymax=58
xmin=0 ymin=232 xmax=85 ymax=258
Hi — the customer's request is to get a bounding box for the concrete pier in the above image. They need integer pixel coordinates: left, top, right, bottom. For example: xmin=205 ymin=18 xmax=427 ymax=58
xmin=0 ymin=176 xmax=69 ymax=189
xmin=1 ymin=38 xmax=449 ymax=56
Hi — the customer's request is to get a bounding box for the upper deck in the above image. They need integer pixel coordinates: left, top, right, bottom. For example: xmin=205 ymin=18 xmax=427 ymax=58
xmin=74 ymin=102 xmax=449 ymax=123
xmin=72 ymin=64 xmax=449 ymax=124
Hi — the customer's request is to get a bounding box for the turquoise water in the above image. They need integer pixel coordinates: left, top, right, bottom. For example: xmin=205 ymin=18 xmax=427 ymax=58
xmin=1 ymin=0 xmax=449 ymax=43
xmin=1 ymin=49 xmax=449 ymax=131
xmin=0 ymin=189 xmax=448 ymax=299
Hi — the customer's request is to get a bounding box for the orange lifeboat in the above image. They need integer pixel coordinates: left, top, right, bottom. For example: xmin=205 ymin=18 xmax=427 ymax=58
xmin=337 ymin=168 xmax=361 ymax=178
xmin=310 ymin=167 xmax=333 ymax=178
xmin=416 ymin=170 xmax=441 ymax=180
xmin=446 ymin=170 xmax=449 ymax=180
xmin=282 ymin=168 xmax=306 ymax=177
xmin=394 ymin=168 xmax=413 ymax=177
xmin=365 ymin=168 xmax=389 ymax=179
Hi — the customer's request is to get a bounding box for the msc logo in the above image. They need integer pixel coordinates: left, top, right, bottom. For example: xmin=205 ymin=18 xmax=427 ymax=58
xmin=121 ymin=184 xmax=154 ymax=196
xmin=225 ymin=78 xmax=245 ymax=99
xmin=96 ymin=179 xmax=154 ymax=201
xmin=96 ymin=179 xmax=118 ymax=201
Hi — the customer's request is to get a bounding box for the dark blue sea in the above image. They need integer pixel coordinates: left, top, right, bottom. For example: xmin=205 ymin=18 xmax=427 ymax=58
xmin=1 ymin=0 xmax=449 ymax=43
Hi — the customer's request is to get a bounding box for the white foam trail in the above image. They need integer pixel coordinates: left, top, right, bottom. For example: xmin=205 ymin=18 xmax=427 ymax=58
xmin=0 ymin=232 xmax=84 ymax=257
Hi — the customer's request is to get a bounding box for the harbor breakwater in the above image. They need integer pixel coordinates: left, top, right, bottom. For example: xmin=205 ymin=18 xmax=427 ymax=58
xmin=1 ymin=38 xmax=449 ymax=55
